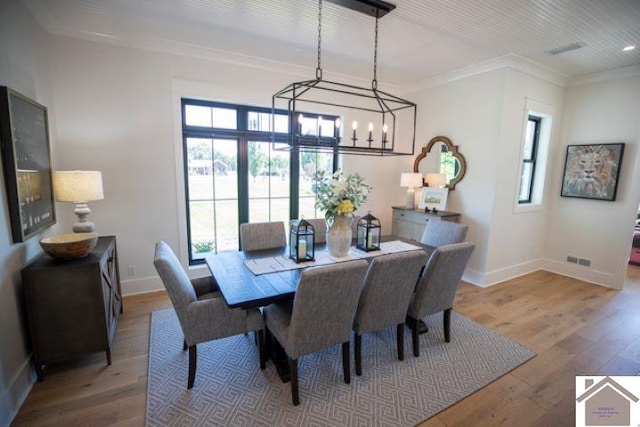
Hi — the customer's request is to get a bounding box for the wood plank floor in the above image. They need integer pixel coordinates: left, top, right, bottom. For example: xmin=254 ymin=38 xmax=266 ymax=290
xmin=12 ymin=267 xmax=640 ymax=426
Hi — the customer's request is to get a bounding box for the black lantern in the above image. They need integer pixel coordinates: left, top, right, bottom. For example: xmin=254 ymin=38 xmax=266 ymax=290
xmin=356 ymin=211 xmax=381 ymax=252
xmin=290 ymin=219 xmax=315 ymax=263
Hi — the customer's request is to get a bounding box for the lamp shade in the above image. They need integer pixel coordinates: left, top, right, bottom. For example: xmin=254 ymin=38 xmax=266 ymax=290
xmin=425 ymin=173 xmax=447 ymax=188
xmin=53 ymin=171 xmax=104 ymax=202
xmin=400 ymin=172 xmax=423 ymax=188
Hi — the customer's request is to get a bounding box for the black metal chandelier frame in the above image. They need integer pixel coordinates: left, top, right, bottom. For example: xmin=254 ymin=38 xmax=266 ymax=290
xmin=272 ymin=0 xmax=417 ymax=156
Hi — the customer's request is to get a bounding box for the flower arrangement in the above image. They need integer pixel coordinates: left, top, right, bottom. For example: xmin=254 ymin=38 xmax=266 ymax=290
xmin=312 ymin=170 xmax=370 ymax=220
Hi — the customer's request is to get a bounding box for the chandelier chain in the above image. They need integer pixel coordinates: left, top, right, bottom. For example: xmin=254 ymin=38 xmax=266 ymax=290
xmin=316 ymin=0 xmax=323 ymax=79
xmin=372 ymin=13 xmax=379 ymax=88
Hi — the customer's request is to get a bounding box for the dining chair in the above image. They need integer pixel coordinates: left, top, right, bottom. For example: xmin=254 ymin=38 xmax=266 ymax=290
xmin=240 ymin=221 xmax=287 ymax=251
xmin=352 ymin=250 xmax=428 ymax=375
xmin=153 ymin=241 xmax=265 ymax=389
xmin=304 ymin=218 xmax=327 ymax=243
xmin=406 ymin=242 xmax=475 ymax=357
xmin=420 ymin=219 xmax=468 ymax=247
xmin=264 ymin=260 xmax=369 ymax=405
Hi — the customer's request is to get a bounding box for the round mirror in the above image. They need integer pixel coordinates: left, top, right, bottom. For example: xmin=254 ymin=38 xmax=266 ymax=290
xmin=413 ymin=136 xmax=467 ymax=190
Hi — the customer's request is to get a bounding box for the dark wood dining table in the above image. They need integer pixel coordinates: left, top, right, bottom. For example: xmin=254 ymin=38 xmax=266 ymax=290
xmin=205 ymin=236 xmax=434 ymax=310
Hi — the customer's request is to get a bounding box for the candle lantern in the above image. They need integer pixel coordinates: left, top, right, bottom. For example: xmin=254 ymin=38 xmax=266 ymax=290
xmin=290 ymin=218 xmax=315 ymax=263
xmin=356 ymin=211 xmax=381 ymax=252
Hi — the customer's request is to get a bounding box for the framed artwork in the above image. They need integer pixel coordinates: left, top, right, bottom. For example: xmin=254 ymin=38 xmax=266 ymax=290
xmin=560 ymin=143 xmax=624 ymax=201
xmin=0 ymin=86 xmax=56 ymax=242
xmin=418 ymin=187 xmax=449 ymax=211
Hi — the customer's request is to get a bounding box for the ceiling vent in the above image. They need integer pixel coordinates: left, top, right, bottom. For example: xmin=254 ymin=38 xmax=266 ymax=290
xmin=545 ymin=42 xmax=586 ymax=56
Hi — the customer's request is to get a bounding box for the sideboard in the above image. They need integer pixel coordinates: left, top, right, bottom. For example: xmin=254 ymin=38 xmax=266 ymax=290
xmin=391 ymin=206 xmax=461 ymax=242
xmin=22 ymin=236 xmax=122 ymax=380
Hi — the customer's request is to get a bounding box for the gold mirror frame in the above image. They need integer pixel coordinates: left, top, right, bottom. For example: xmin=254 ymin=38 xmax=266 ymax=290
xmin=413 ymin=135 xmax=467 ymax=190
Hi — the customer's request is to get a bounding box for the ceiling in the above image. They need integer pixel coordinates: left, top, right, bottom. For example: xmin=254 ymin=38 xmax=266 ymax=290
xmin=21 ymin=0 xmax=640 ymax=87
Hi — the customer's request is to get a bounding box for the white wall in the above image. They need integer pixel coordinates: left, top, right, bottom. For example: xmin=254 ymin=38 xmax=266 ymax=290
xmin=545 ymin=74 xmax=640 ymax=289
xmin=0 ymin=1 xmax=60 ymax=425
xmin=48 ymin=35 xmax=405 ymax=294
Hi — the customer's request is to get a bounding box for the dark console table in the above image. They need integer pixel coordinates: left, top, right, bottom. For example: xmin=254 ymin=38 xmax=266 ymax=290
xmin=22 ymin=236 xmax=122 ymax=380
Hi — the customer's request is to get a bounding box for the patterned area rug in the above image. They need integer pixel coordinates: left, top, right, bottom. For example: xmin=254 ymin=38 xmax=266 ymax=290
xmin=146 ymin=309 xmax=535 ymax=426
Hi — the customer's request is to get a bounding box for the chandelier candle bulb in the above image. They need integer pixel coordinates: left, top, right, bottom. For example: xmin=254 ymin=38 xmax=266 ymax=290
xmin=368 ymin=122 xmax=373 ymax=146
xmin=317 ymin=116 xmax=323 ymax=138
xmin=298 ymin=114 xmax=304 ymax=137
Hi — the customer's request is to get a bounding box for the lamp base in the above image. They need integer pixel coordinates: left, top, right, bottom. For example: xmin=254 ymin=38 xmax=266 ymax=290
xmin=405 ymin=188 xmax=415 ymax=210
xmin=73 ymin=202 xmax=96 ymax=233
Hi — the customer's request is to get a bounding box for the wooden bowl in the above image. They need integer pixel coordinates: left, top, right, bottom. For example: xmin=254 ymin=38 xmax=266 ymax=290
xmin=39 ymin=233 xmax=99 ymax=260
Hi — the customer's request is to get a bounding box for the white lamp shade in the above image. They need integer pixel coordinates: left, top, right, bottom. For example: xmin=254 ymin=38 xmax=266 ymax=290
xmin=53 ymin=171 xmax=104 ymax=202
xmin=400 ymin=172 xmax=423 ymax=188
xmin=425 ymin=173 xmax=447 ymax=188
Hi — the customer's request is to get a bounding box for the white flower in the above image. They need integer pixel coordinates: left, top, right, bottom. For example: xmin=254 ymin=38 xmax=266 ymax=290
xmin=312 ymin=170 xmax=370 ymax=220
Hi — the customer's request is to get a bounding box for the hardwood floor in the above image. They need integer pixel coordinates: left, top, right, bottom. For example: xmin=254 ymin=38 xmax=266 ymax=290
xmin=13 ymin=267 xmax=640 ymax=426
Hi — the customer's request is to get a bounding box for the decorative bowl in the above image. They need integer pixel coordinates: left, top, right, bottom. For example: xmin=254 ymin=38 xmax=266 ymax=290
xmin=39 ymin=232 xmax=99 ymax=260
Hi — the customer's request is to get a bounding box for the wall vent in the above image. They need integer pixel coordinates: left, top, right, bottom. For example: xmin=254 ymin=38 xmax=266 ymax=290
xmin=545 ymin=42 xmax=586 ymax=56
xmin=578 ymin=258 xmax=591 ymax=267
xmin=567 ymin=255 xmax=578 ymax=264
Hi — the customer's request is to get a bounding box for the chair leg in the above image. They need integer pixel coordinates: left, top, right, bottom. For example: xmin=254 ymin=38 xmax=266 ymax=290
xmin=183 ymin=339 xmax=187 ymax=351
xmin=444 ymin=308 xmax=452 ymax=343
xmin=188 ymin=345 xmax=197 ymax=389
xmin=342 ymin=341 xmax=351 ymax=384
xmin=354 ymin=334 xmax=362 ymax=376
xmin=396 ymin=323 xmax=404 ymax=361
xmin=409 ymin=316 xmax=420 ymax=357
xmin=290 ymin=358 xmax=299 ymax=406
xmin=258 ymin=329 xmax=266 ymax=370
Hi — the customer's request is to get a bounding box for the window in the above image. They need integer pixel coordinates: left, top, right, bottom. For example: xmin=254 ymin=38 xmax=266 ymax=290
xmin=182 ymin=99 xmax=337 ymax=264
xmin=518 ymin=115 xmax=540 ymax=203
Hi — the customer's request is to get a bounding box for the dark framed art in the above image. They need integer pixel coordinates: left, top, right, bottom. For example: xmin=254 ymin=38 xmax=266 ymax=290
xmin=0 ymin=86 xmax=56 ymax=242
xmin=560 ymin=143 xmax=625 ymax=201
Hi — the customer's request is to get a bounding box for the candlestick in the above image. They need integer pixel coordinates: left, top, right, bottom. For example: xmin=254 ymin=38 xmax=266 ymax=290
xmin=318 ymin=116 xmax=323 ymax=138
xmin=298 ymin=113 xmax=304 ymax=137
xmin=382 ymin=124 xmax=388 ymax=145
xmin=367 ymin=122 xmax=373 ymax=146
xmin=351 ymin=120 xmax=358 ymax=145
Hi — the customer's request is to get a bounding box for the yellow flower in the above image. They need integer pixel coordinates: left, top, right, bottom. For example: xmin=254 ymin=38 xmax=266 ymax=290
xmin=336 ymin=199 xmax=354 ymax=215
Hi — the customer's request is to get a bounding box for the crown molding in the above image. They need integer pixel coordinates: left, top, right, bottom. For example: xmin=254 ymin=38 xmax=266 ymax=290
xmin=569 ymin=64 xmax=640 ymax=87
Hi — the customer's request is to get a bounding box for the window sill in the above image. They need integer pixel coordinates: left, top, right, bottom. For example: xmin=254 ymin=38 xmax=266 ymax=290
xmin=513 ymin=203 xmax=544 ymax=214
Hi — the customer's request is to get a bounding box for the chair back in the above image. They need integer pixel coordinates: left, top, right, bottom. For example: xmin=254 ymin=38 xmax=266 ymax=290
xmin=304 ymin=218 xmax=327 ymax=243
xmin=421 ymin=220 xmax=468 ymax=247
xmin=288 ymin=260 xmax=368 ymax=358
xmin=153 ymin=241 xmax=197 ymax=326
xmin=353 ymin=251 xmax=428 ymax=334
xmin=408 ymin=242 xmax=475 ymax=319
xmin=240 ymin=221 xmax=286 ymax=251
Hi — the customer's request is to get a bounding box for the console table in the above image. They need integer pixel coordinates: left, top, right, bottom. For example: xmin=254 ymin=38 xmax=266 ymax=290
xmin=22 ymin=236 xmax=122 ymax=380
xmin=391 ymin=206 xmax=461 ymax=242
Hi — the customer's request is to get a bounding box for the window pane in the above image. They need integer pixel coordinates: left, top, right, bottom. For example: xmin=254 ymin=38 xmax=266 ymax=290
xmin=519 ymin=163 xmax=533 ymax=202
xmin=299 ymin=196 xmax=318 ymax=219
xmin=185 ymin=105 xmax=212 ymax=127
xmin=274 ymin=114 xmax=288 ymax=133
xmin=211 ymin=107 xmax=237 ymax=129
xmin=249 ymin=198 xmax=269 ymax=223
xmin=523 ymin=119 xmax=536 ymax=160
xmin=270 ymin=197 xmax=289 ymax=224
xmin=247 ymin=111 xmax=289 ymax=133
xmin=299 ymin=151 xmax=333 ymax=218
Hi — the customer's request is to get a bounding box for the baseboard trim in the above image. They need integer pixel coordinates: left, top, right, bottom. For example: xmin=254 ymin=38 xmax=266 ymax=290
xmin=1 ymin=356 xmax=34 ymax=427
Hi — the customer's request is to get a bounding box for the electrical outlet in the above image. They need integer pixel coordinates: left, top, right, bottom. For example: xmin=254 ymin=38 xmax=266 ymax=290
xmin=578 ymin=258 xmax=591 ymax=267
xmin=128 ymin=265 xmax=136 ymax=276
xmin=567 ymin=255 xmax=578 ymax=264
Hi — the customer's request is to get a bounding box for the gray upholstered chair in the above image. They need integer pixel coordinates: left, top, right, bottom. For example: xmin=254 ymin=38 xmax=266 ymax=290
xmin=264 ymin=260 xmax=369 ymax=405
xmin=420 ymin=220 xmax=468 ymax=247
xmin=153 ymin=241 xmax=265 ymax=389
xmin=407 ymin=242 xmax=475 ymax=357
xmin=304 ymin=218 xmax=327 ymax=243
xmin=240 ymin=221 xmax=287 ymax=251
xmin=352 ymin=251 xmax=428 ymax=375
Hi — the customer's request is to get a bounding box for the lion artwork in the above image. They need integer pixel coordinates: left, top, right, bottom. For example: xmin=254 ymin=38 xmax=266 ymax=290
xmin=562 ymin=145 xmax=621 ymax=199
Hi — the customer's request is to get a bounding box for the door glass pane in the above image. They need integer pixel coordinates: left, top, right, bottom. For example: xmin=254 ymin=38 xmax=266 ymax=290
xmin=248 ymin=141 xmax=290 ymax=222
xmin=299 ymin=151 xmax=334 ymax=219
xmin=185 ymin=137 xmax=238 ymax=260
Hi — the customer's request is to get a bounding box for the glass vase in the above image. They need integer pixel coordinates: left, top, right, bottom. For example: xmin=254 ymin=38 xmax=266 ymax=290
xmin=326 ymin=214 xmax=352 ymax=257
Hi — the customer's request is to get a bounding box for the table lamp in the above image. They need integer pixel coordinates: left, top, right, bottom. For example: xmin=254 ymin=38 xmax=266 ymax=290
xmin=53 ymin=171 xmax=104 ymax=233
xmin=400 ymin=172 xmax=423 ymax=210
xmin=425 ymin=173 xmax=447 ymax=188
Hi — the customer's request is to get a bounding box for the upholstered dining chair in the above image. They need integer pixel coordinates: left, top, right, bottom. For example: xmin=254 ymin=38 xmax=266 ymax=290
xmin=264 ymin=260 xmax=369 ymax=405
xmin=420 ymin=220 xmax=468 ymax=247
xmin=240 ymin=221 xmax=287 ymax=251
xmin=304 ymin=218 xmax=327 ymax=243
xmin=406 ymin=242 xmax=475 ymax=357
xmin=352 ymin=251 xmax=428 ymax=375
xmin=153 ymin=241 xmax=265 ymax=389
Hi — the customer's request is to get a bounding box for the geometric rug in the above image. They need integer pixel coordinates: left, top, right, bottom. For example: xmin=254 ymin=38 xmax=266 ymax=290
xmin=146 ymin=308 xmax=535 ymax=426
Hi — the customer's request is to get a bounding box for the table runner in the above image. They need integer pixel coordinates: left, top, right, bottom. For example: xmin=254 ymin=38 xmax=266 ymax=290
xmin=243 ymin=240 xmax=423 ymax=275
